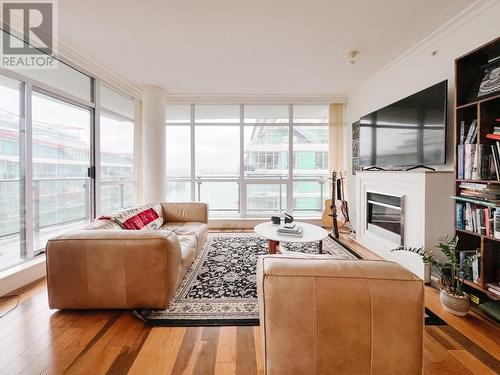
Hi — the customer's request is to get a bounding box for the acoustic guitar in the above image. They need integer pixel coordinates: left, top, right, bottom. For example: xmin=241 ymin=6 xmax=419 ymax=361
xmin=338 ymin=172 xmax=352 ymax=231
xmin=321 ymin=172 xmax=341 ymax=238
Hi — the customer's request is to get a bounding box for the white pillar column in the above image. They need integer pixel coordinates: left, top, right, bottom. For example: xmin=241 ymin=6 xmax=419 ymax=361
xmin=142 ymin=86 xmax=165 ymax=203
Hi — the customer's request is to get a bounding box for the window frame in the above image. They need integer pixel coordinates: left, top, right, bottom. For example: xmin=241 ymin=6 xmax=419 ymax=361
xmin=165 ymin=103 xmax=329 ymax=217
xmin=0 ymin=55 xmax=137 ymax=271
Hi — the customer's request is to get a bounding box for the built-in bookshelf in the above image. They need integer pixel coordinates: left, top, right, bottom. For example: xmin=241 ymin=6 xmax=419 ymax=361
xmin=453 ymin=37 xmax=500 ymax=314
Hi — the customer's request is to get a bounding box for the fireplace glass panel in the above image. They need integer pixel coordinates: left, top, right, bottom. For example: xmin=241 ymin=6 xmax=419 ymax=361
xmin=367 ymin=192 xmax=402 ymax=236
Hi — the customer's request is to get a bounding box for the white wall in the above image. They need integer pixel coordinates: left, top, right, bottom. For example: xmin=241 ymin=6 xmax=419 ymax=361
xmin=344 ymin=1 xmax=500 ymax=224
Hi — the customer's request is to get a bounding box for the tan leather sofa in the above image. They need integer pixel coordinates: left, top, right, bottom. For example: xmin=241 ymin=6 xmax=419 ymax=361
xmin=46 ymin=202 xmax=208 ymax=310
xmin=257 ymin=255 xmax=424 ymax=375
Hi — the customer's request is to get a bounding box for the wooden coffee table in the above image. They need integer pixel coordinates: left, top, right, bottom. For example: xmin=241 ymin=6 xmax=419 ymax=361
xmin=254 ymin=221 xmax=328 ymax=254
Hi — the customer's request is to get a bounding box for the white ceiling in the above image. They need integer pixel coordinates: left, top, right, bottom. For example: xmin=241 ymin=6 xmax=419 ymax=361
xmin=59 ymin=0 xmax=474 ymax=95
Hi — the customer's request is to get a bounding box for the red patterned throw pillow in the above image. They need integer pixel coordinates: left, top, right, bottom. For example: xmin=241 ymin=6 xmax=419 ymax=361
xmin=113 ymin=204 xmax=164 ymax=230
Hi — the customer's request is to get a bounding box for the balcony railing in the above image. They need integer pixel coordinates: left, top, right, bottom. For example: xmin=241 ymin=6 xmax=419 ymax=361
xmin=101 ymin=178 xmax=135 ymax=213
xmin=0 ymin=177 xmax=134 ymax=239
xmin=166 ymin=175 xmax=327 ymax=214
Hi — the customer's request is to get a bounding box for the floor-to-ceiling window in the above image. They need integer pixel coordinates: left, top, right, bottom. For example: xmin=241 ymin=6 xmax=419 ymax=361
xmin=99 ymin=84 xmax=135 ymax=213
xmin=0 ymin=76 xmax=24 ymax=270
xmin=165 ymin=104 xmax=329 ymax=217
xmin=0 ymin=28 xmax=137 ymax=272
xmin=292 ymin=105 xmax=329 ymax=213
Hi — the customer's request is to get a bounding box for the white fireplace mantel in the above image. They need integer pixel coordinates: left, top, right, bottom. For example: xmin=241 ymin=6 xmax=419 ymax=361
xmin=356 ymin=171 xmax=455 ymax=278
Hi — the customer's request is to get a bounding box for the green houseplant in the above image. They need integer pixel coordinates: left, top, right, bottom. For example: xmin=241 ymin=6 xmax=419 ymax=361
xmin=392 ymin=236 xmax=480 ymax=316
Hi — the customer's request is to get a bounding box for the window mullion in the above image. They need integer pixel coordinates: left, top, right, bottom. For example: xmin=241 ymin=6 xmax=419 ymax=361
xmin=190 ymin=104 xmax=196 ymax=201
xmin=94 ymin=78 xmax=101 ymax=217
xmin=23 ymin=82 xmax=34 ymax=259
xmin=239 ymin=104 xmax=245 ymax=217
xmin=288 ymin=104 xmax=293 ymax=214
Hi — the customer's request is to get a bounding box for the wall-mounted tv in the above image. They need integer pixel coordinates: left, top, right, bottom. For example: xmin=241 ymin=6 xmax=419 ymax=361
xmin=359 ymin=80 xmax=447 ymax=168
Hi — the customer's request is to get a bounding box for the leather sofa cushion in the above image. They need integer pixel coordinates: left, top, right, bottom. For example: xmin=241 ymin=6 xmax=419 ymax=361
xmin=161 ymin=222 xmax=207 ymax=248
xmin=177 ymin=234 xmax=197 ymax=267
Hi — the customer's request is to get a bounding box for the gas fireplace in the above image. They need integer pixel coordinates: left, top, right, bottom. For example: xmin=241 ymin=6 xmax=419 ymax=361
xmin=366 ymin=192 xmax=404 ymax=246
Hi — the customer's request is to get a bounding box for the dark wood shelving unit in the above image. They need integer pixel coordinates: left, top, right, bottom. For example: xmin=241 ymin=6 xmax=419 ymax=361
xmin=456 ymin=179 xmax=500 ymax=184
xmin=456 ymin=92 xmax=500 ymax=110
xmin=456 ymin=228 xmax=500 ymax=243
xmin=454 ymin=37 xmax=500 ymax=317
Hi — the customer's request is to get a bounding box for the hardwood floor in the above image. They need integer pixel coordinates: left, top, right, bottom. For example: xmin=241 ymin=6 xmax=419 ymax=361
xmin=1 ymin=278 xmax=499 ymax=374
xmin=1 ymin=231 xmax=499 ymax=374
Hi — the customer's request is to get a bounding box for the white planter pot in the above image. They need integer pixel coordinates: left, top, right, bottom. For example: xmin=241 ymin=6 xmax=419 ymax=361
xmin=440 ymin=290 xmax=470 ymax=316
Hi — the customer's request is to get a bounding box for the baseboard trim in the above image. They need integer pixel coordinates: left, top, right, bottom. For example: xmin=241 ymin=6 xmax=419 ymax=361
xmin=0 ymin=256 xmax=46 ymax=297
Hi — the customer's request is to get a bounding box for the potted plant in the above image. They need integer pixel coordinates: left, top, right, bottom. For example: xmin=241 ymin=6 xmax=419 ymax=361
xmin=392 ymin=236 xmax=479 ymax=316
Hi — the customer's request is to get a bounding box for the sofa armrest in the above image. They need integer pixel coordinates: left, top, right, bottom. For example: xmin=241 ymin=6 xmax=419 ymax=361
xmin=46 ymin=229 xmax=182 ymax=309
xmin=161 ymin=202 xmax=208 ymax=223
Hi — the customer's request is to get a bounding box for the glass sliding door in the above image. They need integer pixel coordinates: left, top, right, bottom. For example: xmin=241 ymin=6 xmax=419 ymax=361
xmin=31 ymin=92 xmax=92 ymax=252
xmin=0 ymin=75 xmax=25 ymax=270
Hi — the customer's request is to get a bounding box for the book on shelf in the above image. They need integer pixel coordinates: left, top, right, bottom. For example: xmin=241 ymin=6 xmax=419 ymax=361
xmin=495 ymin=209 xmax=500 ymax=239
xmin=486 ymin=134 xmax=500 ymax=141
xmin=463 ymin=119 xmax=477 ymax=144
xmin=492 ymin=144 xmax=500 ymax=180
xmin=486 ymin=283 xmax=500 ymax=297
xmin=487 ymin=283 xmax=500 ymax=292
xmin=455 ymin=120 xmax=500 ymax=180
xmin=456 ymin=203 xmax=465 ymax=230
xmin=464 ymin=143 xmax=476 ymax=179
xmin=458 ymin=250 xmax=480 ymax=283
xmin=487 ymin=286 xmax=500 ymax=297
xmin=457 ymin=141 xmax=499 ymax=181
xmin=455 ymin=201 xmax=496 ymax=236
xmin=459 ymin=120 xmax=466 ymax=144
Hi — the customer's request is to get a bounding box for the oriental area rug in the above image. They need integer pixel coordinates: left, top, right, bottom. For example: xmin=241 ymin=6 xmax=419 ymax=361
xmin=137 ymin=232 xmax=358 ymax=326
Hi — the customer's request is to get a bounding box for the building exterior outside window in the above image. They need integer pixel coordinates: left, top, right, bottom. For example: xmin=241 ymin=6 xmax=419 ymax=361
xmin=165 ymin=104 xmax=329 ymax=217
xmin=0 ymin=30 xmax=136 ymax=272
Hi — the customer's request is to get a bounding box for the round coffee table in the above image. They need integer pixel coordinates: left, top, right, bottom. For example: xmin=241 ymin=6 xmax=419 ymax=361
xmin=254 ymin=221 xmax=329 ymax=254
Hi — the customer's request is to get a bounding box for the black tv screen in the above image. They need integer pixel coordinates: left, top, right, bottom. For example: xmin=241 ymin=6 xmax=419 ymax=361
xmin=359 ymin=80 xmax=447 ymax=168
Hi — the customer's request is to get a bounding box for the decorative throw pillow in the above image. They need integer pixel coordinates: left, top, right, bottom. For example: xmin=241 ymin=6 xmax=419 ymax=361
xmin=112 ymin=204 xmax=164 ymax=230
xmin=87 ymin=217 xmax=123 ymax=230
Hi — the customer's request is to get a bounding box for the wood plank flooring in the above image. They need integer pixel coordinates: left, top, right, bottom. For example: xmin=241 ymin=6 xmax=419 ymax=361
xmin=1 ymin=278 xmax=499 ymax=374
xmin=1 ymin=231 xmax=499 ymax=374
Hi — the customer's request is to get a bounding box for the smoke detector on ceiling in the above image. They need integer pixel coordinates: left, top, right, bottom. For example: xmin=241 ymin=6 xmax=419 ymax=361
xmin=347 ymin=50 xmax=359 ymax=65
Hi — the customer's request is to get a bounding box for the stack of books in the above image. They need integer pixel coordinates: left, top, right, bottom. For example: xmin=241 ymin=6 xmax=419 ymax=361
xmin=486 ymin=283 xmax=500 ymax=297
xmin=454 ymin=183 xmax=499 ymax=237
xmin=459 ymin=182 xmax=500 ymax=204
xmin=457 ymin=119 xmax=499 ymax=180
xmin=277 ymin=223 xmax=303 ymax=237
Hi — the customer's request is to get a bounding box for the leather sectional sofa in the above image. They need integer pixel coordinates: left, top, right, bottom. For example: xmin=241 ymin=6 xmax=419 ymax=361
xmin=45 ymin=202 xmax=208 ymax=309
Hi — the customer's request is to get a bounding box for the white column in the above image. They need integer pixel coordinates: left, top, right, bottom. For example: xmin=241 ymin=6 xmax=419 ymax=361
xmin=142 ymin=86 xmax=165 ymax=203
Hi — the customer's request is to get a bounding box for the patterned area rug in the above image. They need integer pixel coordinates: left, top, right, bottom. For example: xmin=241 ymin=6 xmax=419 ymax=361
xmin=139 ymin=232 xmax=358 ymax=326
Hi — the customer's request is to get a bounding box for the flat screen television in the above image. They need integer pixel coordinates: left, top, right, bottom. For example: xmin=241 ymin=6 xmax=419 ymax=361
xmin=359 ymin=80 xmax=447 ymax=168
